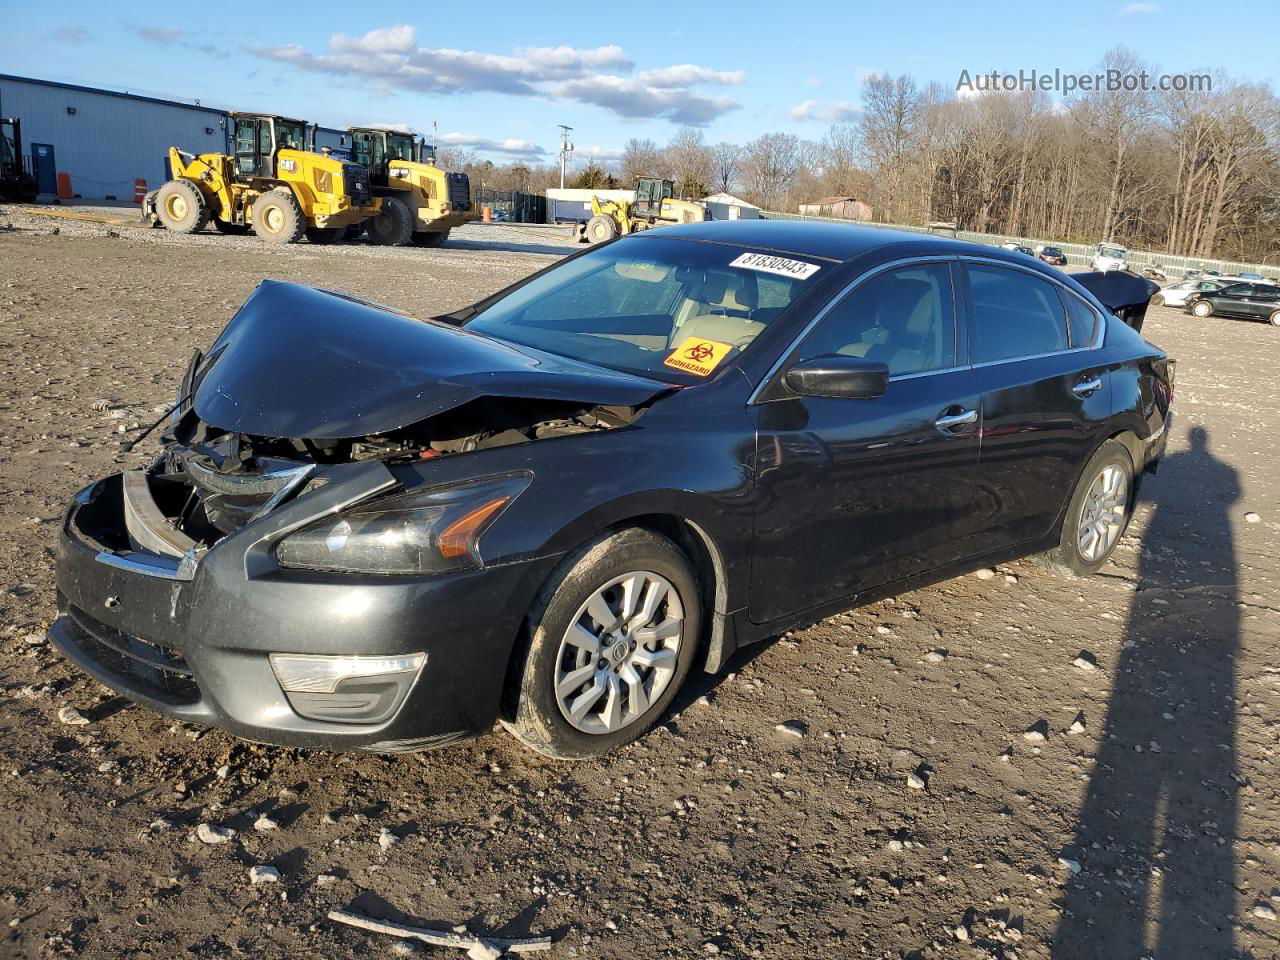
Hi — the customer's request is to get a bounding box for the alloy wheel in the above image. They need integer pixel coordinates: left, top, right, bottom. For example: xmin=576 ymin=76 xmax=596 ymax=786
xmin=1076 ymin=464 xmax=1128 ymax=563
xmin=553 ymin=571 xmax=684 ymax=735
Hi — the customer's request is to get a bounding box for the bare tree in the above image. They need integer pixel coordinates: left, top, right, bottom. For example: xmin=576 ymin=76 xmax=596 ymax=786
xmin=665 ymin=127 xmax=714 ymax=198
xmin=741 ymin=133 xmax=800 ymax=209
xmin=860 ymin=73 xmax=922 ymax=222
xmin=711 ymin=142 xmax=742 ymax=193
xmin=619 ymin=138 xmax=666 ymax=185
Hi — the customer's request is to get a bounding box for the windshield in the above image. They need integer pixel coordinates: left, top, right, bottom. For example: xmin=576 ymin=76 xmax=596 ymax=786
xmin=387 ymin=133 xmax=416 ymax=162
xmin=465 ymin=237 xmax=823 ymax=382
xmin=1099 ymin=244 xmax=1126 ymax=259
xmin=277 ymin=120 xmax=306 ymax=151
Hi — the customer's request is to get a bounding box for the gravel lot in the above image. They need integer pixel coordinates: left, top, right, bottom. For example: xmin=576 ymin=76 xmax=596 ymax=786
xmin=0 ymin=209 xmax=1277 ymax=960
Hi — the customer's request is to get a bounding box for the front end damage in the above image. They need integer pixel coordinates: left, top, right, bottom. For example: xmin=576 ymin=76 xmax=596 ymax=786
xmin=49 ymin=280 xmax=669 ymax=751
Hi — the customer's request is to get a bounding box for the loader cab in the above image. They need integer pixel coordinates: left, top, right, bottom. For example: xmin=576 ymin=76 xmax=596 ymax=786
xmin=231 ymin=114 xmax=307 ymax=180
xmin=350 ymin=127 xmax=420 ymax=188
xmin=632 ymin=177 xmax=675 ymax=219
xmin=0 ymin=117 xmax=37 ymax=203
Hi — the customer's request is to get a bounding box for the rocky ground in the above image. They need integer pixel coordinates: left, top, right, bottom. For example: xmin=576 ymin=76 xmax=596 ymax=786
xmin=0 ymin=208 xmax=1277 ymax=960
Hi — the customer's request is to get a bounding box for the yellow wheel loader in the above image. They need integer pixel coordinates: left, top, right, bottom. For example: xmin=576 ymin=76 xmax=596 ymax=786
xmin=579 ymin=176 xmax=706 ymax=244
xmin=348 ymin=127 xmax=476 ymax=247
xmin=142 ymin=113 xmax=381 ymax=244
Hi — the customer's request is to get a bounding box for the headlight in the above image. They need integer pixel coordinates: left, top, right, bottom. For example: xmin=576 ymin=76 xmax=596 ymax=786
xmin=274 ymin=474 xmax=529 ymax=575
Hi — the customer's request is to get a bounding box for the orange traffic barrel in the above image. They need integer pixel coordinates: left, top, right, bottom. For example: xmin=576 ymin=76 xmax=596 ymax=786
xmin=56 ymin=172 xmax=73 ymax=199
xmin=133 ymin=179 xmax=147 ymax=203
xmin=482 ymin=206 xmax=491 ymax=222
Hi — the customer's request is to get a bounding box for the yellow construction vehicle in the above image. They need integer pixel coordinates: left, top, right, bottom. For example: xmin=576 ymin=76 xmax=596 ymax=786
xmin=143 ymin=112 xmax=382 ymax=244
xmin=579 ymin=176 xmax=707 ymax=244
xmin=347 ymin=126 xmax=476 ymax=247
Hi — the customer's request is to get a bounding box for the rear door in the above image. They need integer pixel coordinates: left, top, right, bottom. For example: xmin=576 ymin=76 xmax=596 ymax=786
xmin=750 ymin=259 xmax=986 ymax=623
xmin=962 ymin=260 xmax=1114 ymax=551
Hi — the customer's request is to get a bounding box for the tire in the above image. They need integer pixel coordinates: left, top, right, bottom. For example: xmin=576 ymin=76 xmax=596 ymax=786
xmin=1149 ymin=293 xmax=1164 ymax=307
xmin=412 ymin=229 xmax=450 ymax=248
xmin=585 ymin=214 xmax=619 ymax=244
xmin=502 ymin=528 xmax=702 ymax=760
xmin=154 ymin=180 xmax=210 ymax=234
xmin=1269 ymin=310 xmax=1280 ymax=327
xmin=365 ymin=196 xmax=413 ymax=246
xmin=212 ymin=219 xmax=249 ymax=235
xmin=251 ymin=188 xmax=305 ymax=244
xmin=305 ymin=227 xmax=342 ymax=245
xmin=1191 ymin=299 xmax=1214 ymax=318
xmin=1040 ymin=439 xmax=1135 ymax=578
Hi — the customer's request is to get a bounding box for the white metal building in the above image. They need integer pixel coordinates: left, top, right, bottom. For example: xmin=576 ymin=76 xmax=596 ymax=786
xmin=0 ymin=75 xmax=362 ymax=200
xmin=702 ymin=192 xmax=760 ymax=221
xmin=0 ymin=74 xmax=229 ymax=200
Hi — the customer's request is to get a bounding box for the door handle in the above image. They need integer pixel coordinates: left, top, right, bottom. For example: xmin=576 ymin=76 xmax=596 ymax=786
xmin=1072 ymin=377 xmax=1103 ymax=397
xmin=935 ymin=408 xmax=978 ymax=431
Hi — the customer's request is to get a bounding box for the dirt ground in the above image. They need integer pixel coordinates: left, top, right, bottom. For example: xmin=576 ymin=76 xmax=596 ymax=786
xmin=0 ymin=208 xmax=1277 ymax=960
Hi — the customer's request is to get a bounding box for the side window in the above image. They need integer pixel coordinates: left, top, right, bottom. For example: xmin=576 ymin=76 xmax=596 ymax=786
xmin=797 ymin=263 xmax=956 ymax=377
xmin=967 ymin=264 xmax=1069 ymax=363
xmin=1061 ymin=291 xmax=1100 ymax=347
xmin=258 ymin=120 xmax=273 ymax=156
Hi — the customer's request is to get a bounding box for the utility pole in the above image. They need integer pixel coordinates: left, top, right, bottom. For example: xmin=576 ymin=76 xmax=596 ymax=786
xmin=558 ymin=125 xmax=574 ymax=189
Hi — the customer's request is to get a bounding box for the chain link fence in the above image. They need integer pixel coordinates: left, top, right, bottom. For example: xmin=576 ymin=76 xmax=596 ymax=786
xmin=758 ymin=209 xmax=1280 ymax=280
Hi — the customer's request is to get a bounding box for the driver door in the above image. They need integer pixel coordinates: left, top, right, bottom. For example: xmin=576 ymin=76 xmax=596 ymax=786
xmin=234 ymin=118 xmax=273 ymax=178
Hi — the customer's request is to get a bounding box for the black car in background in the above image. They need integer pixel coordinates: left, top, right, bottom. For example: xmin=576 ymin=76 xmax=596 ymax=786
xmin=49 ymin=221 xmax=1174 ymax=760
xmin=1186 ymin=281 xmax=1280 ymax=326
xmin=1039 ymin=246 xmax=1068 ymax=266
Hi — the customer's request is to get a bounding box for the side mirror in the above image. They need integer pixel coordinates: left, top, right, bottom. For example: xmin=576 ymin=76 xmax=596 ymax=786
xmin=784 ymin=354 xmax=889 ymax=400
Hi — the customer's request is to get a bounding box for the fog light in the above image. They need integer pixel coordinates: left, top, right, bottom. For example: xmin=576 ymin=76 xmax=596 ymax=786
xmin=269 ymin=653 xmax=425 ymax=724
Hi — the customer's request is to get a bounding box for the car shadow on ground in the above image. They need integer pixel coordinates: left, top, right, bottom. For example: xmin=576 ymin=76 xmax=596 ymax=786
xmin=444 ymin=237 xmax=578 ymax=257
xmin=1053 ymin=427 xmax=1243 ymax=958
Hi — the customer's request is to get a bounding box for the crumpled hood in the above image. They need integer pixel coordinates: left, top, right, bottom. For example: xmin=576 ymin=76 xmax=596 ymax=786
xmin=192 ymin=280 xmax=669 ymax=439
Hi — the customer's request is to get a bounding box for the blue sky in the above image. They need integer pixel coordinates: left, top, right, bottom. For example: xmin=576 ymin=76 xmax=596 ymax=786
xmin=3 ymin=0 xmax=1278 ymax=168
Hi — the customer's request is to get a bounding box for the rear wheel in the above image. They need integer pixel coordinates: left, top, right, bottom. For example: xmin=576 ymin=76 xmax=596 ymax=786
xmin=305 ymin=227 xmax=342 ymax=245
xmin=365 ymin=196 xmax=413 ymax=246
xmin=502 ymin=528 xmax=701 ymax=759
xmin=1149 ymin=293 xmax=1165 ymax=307
xmin=585 ymin=214 xmax=619 ymax=244
xmin=1269 ymin=310 xmax=1280 ymax=327
xmin=1191 ymin=299 xmax=1214 ymax=318
xmin=412 ymin=229 xmax=450 ymax=248
xmin=251 ymin=188 xmax=305 ymax=244
xmin=1040 ymin=439 xmax=1134 ymax=578
xmin=155 ymin=180 xmax=210 ymax=234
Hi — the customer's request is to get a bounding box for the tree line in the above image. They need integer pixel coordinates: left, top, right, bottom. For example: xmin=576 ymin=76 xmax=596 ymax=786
xmin=438 ymin=47 xmax=1280 ymax=263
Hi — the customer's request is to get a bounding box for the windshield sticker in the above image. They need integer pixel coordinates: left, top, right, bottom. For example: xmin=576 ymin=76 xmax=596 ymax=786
xmin=664 ymin=338 xmax=733 ymax=377
xmin=729 ymin=252 xmax=822 ymax=280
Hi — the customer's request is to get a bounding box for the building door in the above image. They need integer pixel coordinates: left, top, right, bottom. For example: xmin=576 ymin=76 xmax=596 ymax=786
xmin=31 ymin=143 xmax=56 ymax=194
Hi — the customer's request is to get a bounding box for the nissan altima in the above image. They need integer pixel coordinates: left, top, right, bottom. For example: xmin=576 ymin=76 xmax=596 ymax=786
xmin=49 ymin=221 xmax=1174 ymax=759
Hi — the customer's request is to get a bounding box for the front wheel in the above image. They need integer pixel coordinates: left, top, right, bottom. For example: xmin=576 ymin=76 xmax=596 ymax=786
xmin=365 ymin=196 xmax=413 ymax=246
xmin=502 ymin=528 xmax=701 ymax=759
xmin=1191 ymin=299 xmax=1214 ymax=318
xmin=1149 ymin=293 xmax=1165 ymax=307
xmin=584 ymin=214 xmax=619 ymax=244
xmin=1269 ymin=310 xmax=1280 ymax=327
xmin=154 ymin=180 xmax=210 ymax=234
xmin=1040 ymin=439 xmax=1135 ymax=578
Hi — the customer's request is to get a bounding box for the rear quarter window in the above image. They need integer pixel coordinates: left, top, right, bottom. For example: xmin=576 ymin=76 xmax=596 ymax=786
xmin=1061 ymin=292 xmax=1100 ymax=347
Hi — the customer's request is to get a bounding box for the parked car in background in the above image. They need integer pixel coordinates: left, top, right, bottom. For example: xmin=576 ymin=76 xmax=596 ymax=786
xmin=48 ymin=221 xmax=1174 ymax=759
xmin=1039 ymin=246 xmax=1067 ymax=266
xmin=1186 ymin=281 xmax=1280 ymax=325
xmin=1151 ymin=278 xmax=1229 ymax=308
xmin=1092 ymin=242 xmax=1129 ymax=273
xmin=1236 ymin=272 xmax=1264 ymax=280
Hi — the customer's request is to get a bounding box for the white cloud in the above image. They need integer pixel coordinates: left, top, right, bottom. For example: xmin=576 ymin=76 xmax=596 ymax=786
xmin=439 ymin=132 xmax=547 ymax=158
xmin=249 ymin=26 xmax=741 ymax=124
xmin=1120 ymin=2 xmax=1160 ymax=12
xmin=789 ymin=99 xmax=861 ymax=122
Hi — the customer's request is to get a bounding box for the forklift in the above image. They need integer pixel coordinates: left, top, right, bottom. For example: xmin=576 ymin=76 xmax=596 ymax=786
xmin=142 ymin=112 xmax=383 ymax=244
xmin=0 ymin=117 xmax=38 ymax=203
xmin=347 ymin=126 xmax=475 ymax=246
xmin=579 ymin=176 xmax=706 ymax=244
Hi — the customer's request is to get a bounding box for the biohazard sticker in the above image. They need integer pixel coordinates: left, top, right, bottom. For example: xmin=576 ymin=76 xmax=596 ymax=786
xmin=729 ymin=251 xmax=822 ymax=279
xmin=664 ymin=338 xmax=733 ymax=377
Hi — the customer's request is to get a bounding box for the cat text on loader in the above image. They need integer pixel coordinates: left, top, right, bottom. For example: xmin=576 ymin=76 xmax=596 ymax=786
xmin=348 ymin=126 xmax=475 ymax=247
xmin=143 ymin=113 xmax=382 ymax=244
xmin=579 ymin=177 xmax=707 ymax=244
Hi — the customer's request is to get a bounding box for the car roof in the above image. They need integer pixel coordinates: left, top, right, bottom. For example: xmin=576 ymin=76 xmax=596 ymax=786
xmin=644 ymin=219 xmax=1021 ymax=265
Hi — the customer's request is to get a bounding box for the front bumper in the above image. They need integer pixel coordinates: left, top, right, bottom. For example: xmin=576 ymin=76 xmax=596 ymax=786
xmin=49 ymin=472 xmax=550 ymax=752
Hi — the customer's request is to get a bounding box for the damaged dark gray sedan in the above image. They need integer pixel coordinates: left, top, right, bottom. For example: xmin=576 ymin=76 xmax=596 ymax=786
xmin=50 ymin=221 xmax=1174 ymax=759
